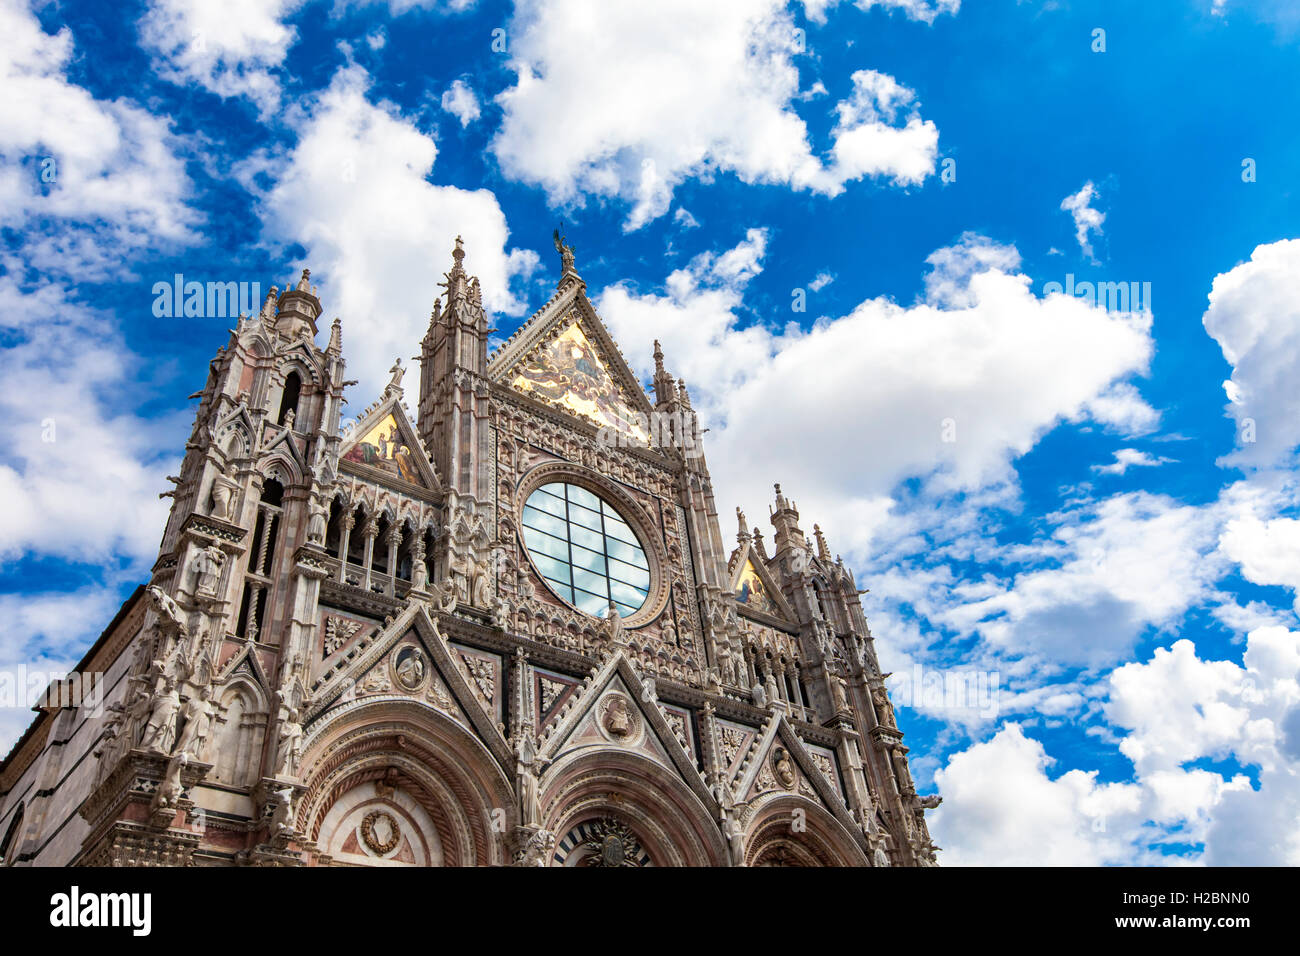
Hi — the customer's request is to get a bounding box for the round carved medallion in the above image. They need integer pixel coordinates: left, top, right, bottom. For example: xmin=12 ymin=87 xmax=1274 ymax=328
xmin=598 ymin=693 xmax=642 ymax=743
xmin=391 ymin=645 xmax=429 ymax=693
xmin=360 ymin=809 xmax=401 ymax=855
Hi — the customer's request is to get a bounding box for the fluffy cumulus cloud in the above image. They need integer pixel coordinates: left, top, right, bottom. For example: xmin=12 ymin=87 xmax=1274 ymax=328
xmin=139 ymin=0 xmax=304 ymax=118
xmin=1060 ymin=180 xmax=1105 ymax=262
xmin=492 ymin=0 xmax=939 ymax=229
xmin=598 ymin=230 xmax=1156 ymax=555
xmin=928 ymin=723 xmax=1144 ymax=866
xmin=932 ymin=621 xmax=1299 ymax=865
xmin=0 ymin=0 xmax=198 ymax=277
xmin=1202 ymin=238 xmax=1300 ymax=470
xmin=1220 ymin=512 xmax=1300 ymax=610
xmin=440 ymin=77 xmax=481 ymax=126
xmin=0 ymin=278 xmax=183 ymax=567
xmin=250 ymin=65 xmax=539 ymax=399
xmin=1109 ymin=630 xmax=1300 ymax=865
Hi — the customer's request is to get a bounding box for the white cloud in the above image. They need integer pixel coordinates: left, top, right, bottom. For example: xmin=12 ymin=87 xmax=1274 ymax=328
xmin=1060 ymin=181 xmax=1105 ymax=261
xmin=1092 ymin=447 xmax=1174 ymax=475
xmin=0 ymin=0 xmax=198 ymax=273
xmin=139 ymin=0 xmax=480 ymax=116
xmin=598 ymin=230 xmax=1156 ymax=559
xmin=0 ymin=278 xmax=182 ymax=566
xmin=930 ymin=622 xmax=1299 ymax=865
xmin=492 ymin=1 xmax=938 ymax=230
xmin=1202 ymin=238 xmax=1300 ymax=470
xmin=440 ymin=77 xmax=481 ymax=127
xmin=939 ymin=493 xmax=1224 ymax=669
xmin=1107 ymin=639 xmax=1256 ymax=775
xmin=802 ymin=0 xmax=960 ymax=25
xmin=139 ymin=0 xmax=304 ymax=118
xmin=252 ymin=65 xmax=539 ymax=399
xmin=673 ymin=208 xmax=700 ymax=230
xmin=929 ymin=723 xmax=1144 ymax=865
xmin=1220 ymin=512 xmax=1300 ymax=609
xmin=1108 ymin=629 xmax=1300 ymax=865
xmin=808 ymin=271 xmax=834 ymax=292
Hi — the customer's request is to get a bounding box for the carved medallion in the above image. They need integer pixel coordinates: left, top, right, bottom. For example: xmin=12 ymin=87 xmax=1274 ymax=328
xmin=360 ymin=809 xmax=400 ymax=855
xmin=392 ymin=645 xmax=429 ymax=693
xmin=772 ymin=747 xmax=798 ymax=790
xmin=598 ymin=693 xmax=641 ymax=743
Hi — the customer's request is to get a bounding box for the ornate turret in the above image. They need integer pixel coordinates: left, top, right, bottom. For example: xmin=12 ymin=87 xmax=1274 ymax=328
xmin=274 ymin=268 xmax=322 ymax=340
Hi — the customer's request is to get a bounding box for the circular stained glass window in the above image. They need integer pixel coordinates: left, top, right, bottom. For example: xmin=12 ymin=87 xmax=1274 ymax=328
xmin=521 ymin=482 xmax=651 ymax=618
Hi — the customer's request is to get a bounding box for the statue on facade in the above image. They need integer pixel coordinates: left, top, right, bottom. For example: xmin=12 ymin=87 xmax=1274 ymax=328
xmin=599 ymin=601 xmax=626 ymax=645
xmin=386 ymin=358 xmax=406 ymax=393
xmin=147 ymin=585 xmax=188 ymax=638
xmin=174 ymin=684 xmax=216 ymax=761
xmin=269 ymin=786 xmax=296 ymax=838
xmin=873 ymin=687 xmax=897 ymax=728
xmin=275 ymin=709 xmax=303 ymax=778
xmin=141 ymin=677 xmax=181 ymax=754
xmin=209 ymin=475 xmax=237 ymax=519
xmin=191 ymin=544 xmax=226 ymax=598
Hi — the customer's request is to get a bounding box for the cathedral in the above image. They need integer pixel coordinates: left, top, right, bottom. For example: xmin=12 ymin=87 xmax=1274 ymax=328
xmin=0 ymin=236 xmax=940 ymax=867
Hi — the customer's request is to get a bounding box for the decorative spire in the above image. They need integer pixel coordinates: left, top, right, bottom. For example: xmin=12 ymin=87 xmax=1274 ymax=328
xmin=814 ymin=523 xmax=830 ymax=561
xmin=677 ymin=377 xmax=692 ymax=409
xmin=327 ymin=316 xmax=342 ymax=354
xmin=773 ymin=483 xmax=788 ymax=512
xmin=652 ymin=339 xmax=676 ymax=407
xmin=261 ymin=287 xmax=278 ymax=321
xmin=439 ymin=236 xmax=471 ymax=308
xmin=297 ymin=268 xmax=311 ymax=292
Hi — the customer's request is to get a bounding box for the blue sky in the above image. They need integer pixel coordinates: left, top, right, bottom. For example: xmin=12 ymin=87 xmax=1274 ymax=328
xmin=3 ymin=0 xmax=1300 ymax=864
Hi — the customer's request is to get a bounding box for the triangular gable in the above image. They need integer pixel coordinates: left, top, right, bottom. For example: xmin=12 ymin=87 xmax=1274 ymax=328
xmin=488 ymin=287 xmax=655 ymax=445
xmin=339 ymin=394 xmax=440 ymax=492
xmin=537 ymin=650 xmax=717 ymax=815
xmin=731 ymin=712 xmax=854 ymax=829
xmin=729 ymin=539 xmax=799 ymax=627
xmin=304 ymin=603 xmax=512 ymax=770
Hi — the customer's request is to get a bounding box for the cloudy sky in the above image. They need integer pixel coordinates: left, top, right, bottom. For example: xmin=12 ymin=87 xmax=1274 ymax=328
xmin=3 ymin=0 xmax=1300 ymax=865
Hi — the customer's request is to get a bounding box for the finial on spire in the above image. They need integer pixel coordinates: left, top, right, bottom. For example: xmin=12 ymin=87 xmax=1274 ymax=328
xmin=297 ymin=268 xmax=311 ymax=292
xmin=737 ymin=507 xmax=750 ymax=540
xmin=453 ymin=235 xmax=465 ymax=263
xmin=814 ymin=523 xmax=830 ymax=560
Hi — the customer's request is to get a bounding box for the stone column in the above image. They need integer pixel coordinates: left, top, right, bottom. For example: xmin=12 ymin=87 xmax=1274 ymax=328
xmin=384 ymin=523 xmax=403 ymax=596
xmin=336 ymin=509 xmax=354 ymax=583
xmin=361 ymin=516 xmax=378 ymax=591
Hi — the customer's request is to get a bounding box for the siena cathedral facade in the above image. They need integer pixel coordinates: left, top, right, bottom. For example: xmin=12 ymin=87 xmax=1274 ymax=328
xmin=0 ymin=237 xmax=939 ymax=867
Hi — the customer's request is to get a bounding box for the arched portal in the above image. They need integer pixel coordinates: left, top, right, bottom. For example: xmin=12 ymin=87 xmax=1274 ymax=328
xmin=742 ymin=794 xmax=869 ymax=867
xmin=298 ymin=697 xmax=515 ymax=867
xmin=538 ymin=748 xmax=726 ymax=867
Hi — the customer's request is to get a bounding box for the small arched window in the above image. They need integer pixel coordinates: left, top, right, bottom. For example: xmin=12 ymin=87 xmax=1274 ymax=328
xmin=277 ymin=371 xmax=301 ymax=426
